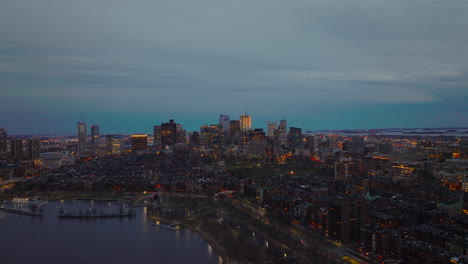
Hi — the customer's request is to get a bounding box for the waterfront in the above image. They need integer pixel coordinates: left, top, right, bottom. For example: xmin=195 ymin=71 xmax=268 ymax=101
xmin=0 ymin=200 xmax=221 ymax=264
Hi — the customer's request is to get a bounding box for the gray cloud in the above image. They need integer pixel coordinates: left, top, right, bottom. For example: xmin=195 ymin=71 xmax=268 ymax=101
xmin=0 ymin=0 xmax=467 ymax=132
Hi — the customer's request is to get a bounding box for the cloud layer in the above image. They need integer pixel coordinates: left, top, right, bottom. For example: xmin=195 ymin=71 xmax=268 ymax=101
xmin=0 ymin=0 xmax=467 ymax=133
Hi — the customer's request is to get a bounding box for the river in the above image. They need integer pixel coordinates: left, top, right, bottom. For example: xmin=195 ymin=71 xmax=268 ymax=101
xmin=0 ymin=200 xmax=221 ymax=264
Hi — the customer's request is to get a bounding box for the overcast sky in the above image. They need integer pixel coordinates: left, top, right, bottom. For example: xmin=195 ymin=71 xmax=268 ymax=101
xmin=1 ymin=0 xmax=467 ymax=134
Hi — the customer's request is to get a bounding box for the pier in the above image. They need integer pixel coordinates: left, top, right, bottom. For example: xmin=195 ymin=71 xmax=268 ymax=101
xmin=0 ymin=207 xmax=44 ymax=216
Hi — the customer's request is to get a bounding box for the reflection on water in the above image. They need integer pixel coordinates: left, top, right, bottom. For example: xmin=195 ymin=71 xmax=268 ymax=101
xmin=208 ymin=244 xmax=213 ymax=257
xmin=0 ymin=200 xmax=220 ymax=264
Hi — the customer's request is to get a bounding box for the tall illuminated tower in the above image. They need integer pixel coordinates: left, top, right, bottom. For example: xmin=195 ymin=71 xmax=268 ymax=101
xmin=161 ymin=120 xmax=177 ymax=146
xmin=91 ymin=125 xmax=99 ymax=150
xmin=106 ymin=135 xmax=124 ymax=154
xmin=240 ymin=113 xmax=252 ymax=133
xmin=77 ymin=120 xmax=87 ymax=153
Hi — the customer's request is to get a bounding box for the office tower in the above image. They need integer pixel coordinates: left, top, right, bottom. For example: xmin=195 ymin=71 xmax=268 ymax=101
xmin=27 ymin=138 xmax=40 ymax=160
xmin=190 ymin=131 xmax=200 ymax=145
xmin=153 ymin=126 xmax=162 ymax=146
xmin=77 ymin=121 xmax=87 ymax=153
xmin=176 ymin=124 xmax=186 ymax=143
xmin=219 ymin=114 xmax=230 ymax=135
xmin=161 ymin=120 xmax=177 ymax=146
xmin=106 ymin=135 xmax=124 ymax=155
xmin=267 ymin=121 xmax=277 ymax=137
xmin=0 ymin=128 xmax=7 ymax=153
xmin=200 ymin=125 xmax=212 ymax=146
xmin=229 ymin=120 xmax=241 ymax=145
xmin=288 ymin=127 xmax=303 ymax=148
xmin=278 ymin=119 xmax=287 ymax=134
xmin=131 ymin=135 xmax=148 ymax=152
xmin=90 ymin=125 xmax=99 ymax=150
xmin=210 ymin=124 xmax=223 ymax=146
xmin=277 ymin=119 xmax=288 ymax=146
xmin=250 ymin=128 xmax=266 ymax=141
xmin=240 ymin=114 xmax=252 ymax=133
xmin=10 ymin=138 xmax=23 ymax=161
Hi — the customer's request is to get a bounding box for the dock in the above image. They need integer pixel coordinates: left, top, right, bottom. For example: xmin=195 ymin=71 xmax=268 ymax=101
xmin=0 ymin=207 xmax=44 ymax=216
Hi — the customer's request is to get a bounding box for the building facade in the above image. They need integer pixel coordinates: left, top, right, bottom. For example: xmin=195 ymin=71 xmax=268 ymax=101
xmin=77 ymin=121 xmax=87 ymax=153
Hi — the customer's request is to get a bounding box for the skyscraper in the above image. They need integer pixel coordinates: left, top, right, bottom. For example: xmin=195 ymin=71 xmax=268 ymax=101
xmin=278 ymin=119 xmax=287 ymax=134
xmin=0 ymin=128 xmax=7 ymax=153
xmin=219 ymin=114 xmax=230 ymax=135
xmin=277 ymin=119 xmax=288 ymax=146
xmin=210 ymin=124 xmax=223 ymax=146
xmin=106 ymin=135 xmax=124 ymax=155
xmin=176 ymin=124 xmax=186 ymax=143
xmin=77 ymin=121 xmax=87 ymax=153
xmin=267 ymin=121 xmax=277 ymax=137
xmin=161 ymin=120 xmax=177 ymax=146
xmin=131 ymin=135 xmax=148 ymax=152
xmin=240 ymin=114 xmax=252 ymax=133
xmin=10 ymin=138 xmax=23 ymax=162
xmin=91 ymin=125 xmax=99 ymax=150
xmin=153 ymin=126 xmax=162 ymax=146
xmin=200 ymin=125 xmax=212 ymax=146
xmin=27 ymin=138 xmax=40 ymax=160
xmin=229 ymin=120 xmax=241 ymax=145
xmin=288 ymin=127 xmax=303 ymax=148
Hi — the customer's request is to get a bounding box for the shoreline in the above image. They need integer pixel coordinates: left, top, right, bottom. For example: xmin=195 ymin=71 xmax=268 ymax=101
xmin=149 ymin=215 xmax=232 ymax=264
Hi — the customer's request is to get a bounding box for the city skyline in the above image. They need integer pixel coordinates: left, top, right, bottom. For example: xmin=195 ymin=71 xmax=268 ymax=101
xmin=1 ymin=1 xmax=467 ymax=134
xmin=2 ymin=112 xmax=468 ymax=136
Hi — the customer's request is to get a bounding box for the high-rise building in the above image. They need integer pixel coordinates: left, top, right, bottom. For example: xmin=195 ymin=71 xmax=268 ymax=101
xmin=176 ymin=124 xmax=186 ymax=143
xmin=190 ymin=131 xmax=200 ymax=145
xmin=27 ymin=138 xmax=40 ymax=160
xmin=10 ymin=138 xmax=23 ymax=161
xmin=210 ymin=124 xmax=223 ymax=146
xmin=161 ymin=120 xmax=177 ymax=146
xmin=106 ymin=135 xmax=124 ymax=155
xmin=200 ymin=125 xmax=212 ymax=146
xmin=277 ymin=119 xmax=288 ymax=146
xmin=0 ymin=128 xmax=7 ymax=153
xmin=250 ymin=128 xmax=266 ymax=141
xmin=91 ymin=125 xmax=99 ymax=150
xmin=278 ymin=119 xmax=287 ymax=134
xmin=77 ymin=121 xmax=87 ymax=153
xmin=267 ymin=121 xmax=277 ymax=137
xmin=288 ymin=127 xmax=303 ymax=148
xmin=240 ymin=114 xmax=252 ymax=133
xmin=219 ymin=114 xmax=230 ymax=135
xmin=153 ymin=126 xmax=162 ymax=146
xmin=131 ymin=135 xmax=148 ymax=152
xmin=229 ymin=120 xmax=241 ymax=145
